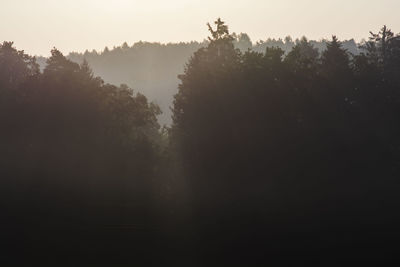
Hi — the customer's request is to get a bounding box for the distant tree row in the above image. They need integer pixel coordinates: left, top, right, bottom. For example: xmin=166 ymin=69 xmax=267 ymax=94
xmin=35 ymin=33 xmax=359 ymax=125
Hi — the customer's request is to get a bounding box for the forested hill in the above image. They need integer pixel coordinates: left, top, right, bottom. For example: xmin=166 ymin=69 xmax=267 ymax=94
xmin=36 ymin=35 xmax=360 ymax=125
xmin=2 ymin=20 xmax=400 ymax=264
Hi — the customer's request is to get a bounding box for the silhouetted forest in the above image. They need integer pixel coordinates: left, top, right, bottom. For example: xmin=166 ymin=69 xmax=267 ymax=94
xmin=36 ymin=34 xmax=359 ymax=125
xmin=2 ymin=20 xmax=400 ymax=265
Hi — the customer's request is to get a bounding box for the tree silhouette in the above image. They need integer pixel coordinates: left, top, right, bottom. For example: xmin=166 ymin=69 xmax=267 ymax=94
xmin=171 ymin=21 xmax=400 ymax=263
xmin=1 ymin=21 xmax=400 ymax=265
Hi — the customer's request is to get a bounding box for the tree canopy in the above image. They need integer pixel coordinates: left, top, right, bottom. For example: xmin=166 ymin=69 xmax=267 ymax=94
xmin=2 ymin=21 xmax=400 ymax=265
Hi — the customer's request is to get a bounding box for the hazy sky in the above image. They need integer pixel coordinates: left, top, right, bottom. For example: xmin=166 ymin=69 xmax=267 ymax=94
xmin=1 ymin=0 xmax=399 ymax=56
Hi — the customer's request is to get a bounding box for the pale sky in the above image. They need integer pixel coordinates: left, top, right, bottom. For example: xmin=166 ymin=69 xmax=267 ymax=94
xmin=1 ymin=0 xmax=399 ymax=56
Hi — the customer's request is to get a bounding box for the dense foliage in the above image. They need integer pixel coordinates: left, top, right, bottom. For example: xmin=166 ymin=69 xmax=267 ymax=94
xmin=171 ymin=19 xmax=400 ymax=263
xmin=0 ymin=42 xmax=165 ymax=264
xmin=1 ymin=20 xmax=400 ymax=265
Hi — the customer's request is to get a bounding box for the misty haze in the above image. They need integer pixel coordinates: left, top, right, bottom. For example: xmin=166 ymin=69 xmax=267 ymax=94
xmin=1 ymin=1 xmax=400 ymax=266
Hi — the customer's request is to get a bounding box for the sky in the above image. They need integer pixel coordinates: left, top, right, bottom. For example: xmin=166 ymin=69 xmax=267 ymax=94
xmin=1 ymin=0 xmax=399 ymax=56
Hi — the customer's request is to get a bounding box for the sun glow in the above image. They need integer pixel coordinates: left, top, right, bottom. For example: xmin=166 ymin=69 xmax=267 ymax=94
xmin=1 ymin=0 xmax=399 ymax=55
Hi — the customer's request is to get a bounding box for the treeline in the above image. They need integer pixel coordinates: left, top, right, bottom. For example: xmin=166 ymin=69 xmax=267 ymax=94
xmin=36 ymin=34 xmax=359 ymax=125
xmin=171 ymin=20 xmax=400 ymax=263
xmin=0 ymin=43 xmax=168 ymax=264
xmin=1 ymin=20 xmax=400 ymax=265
